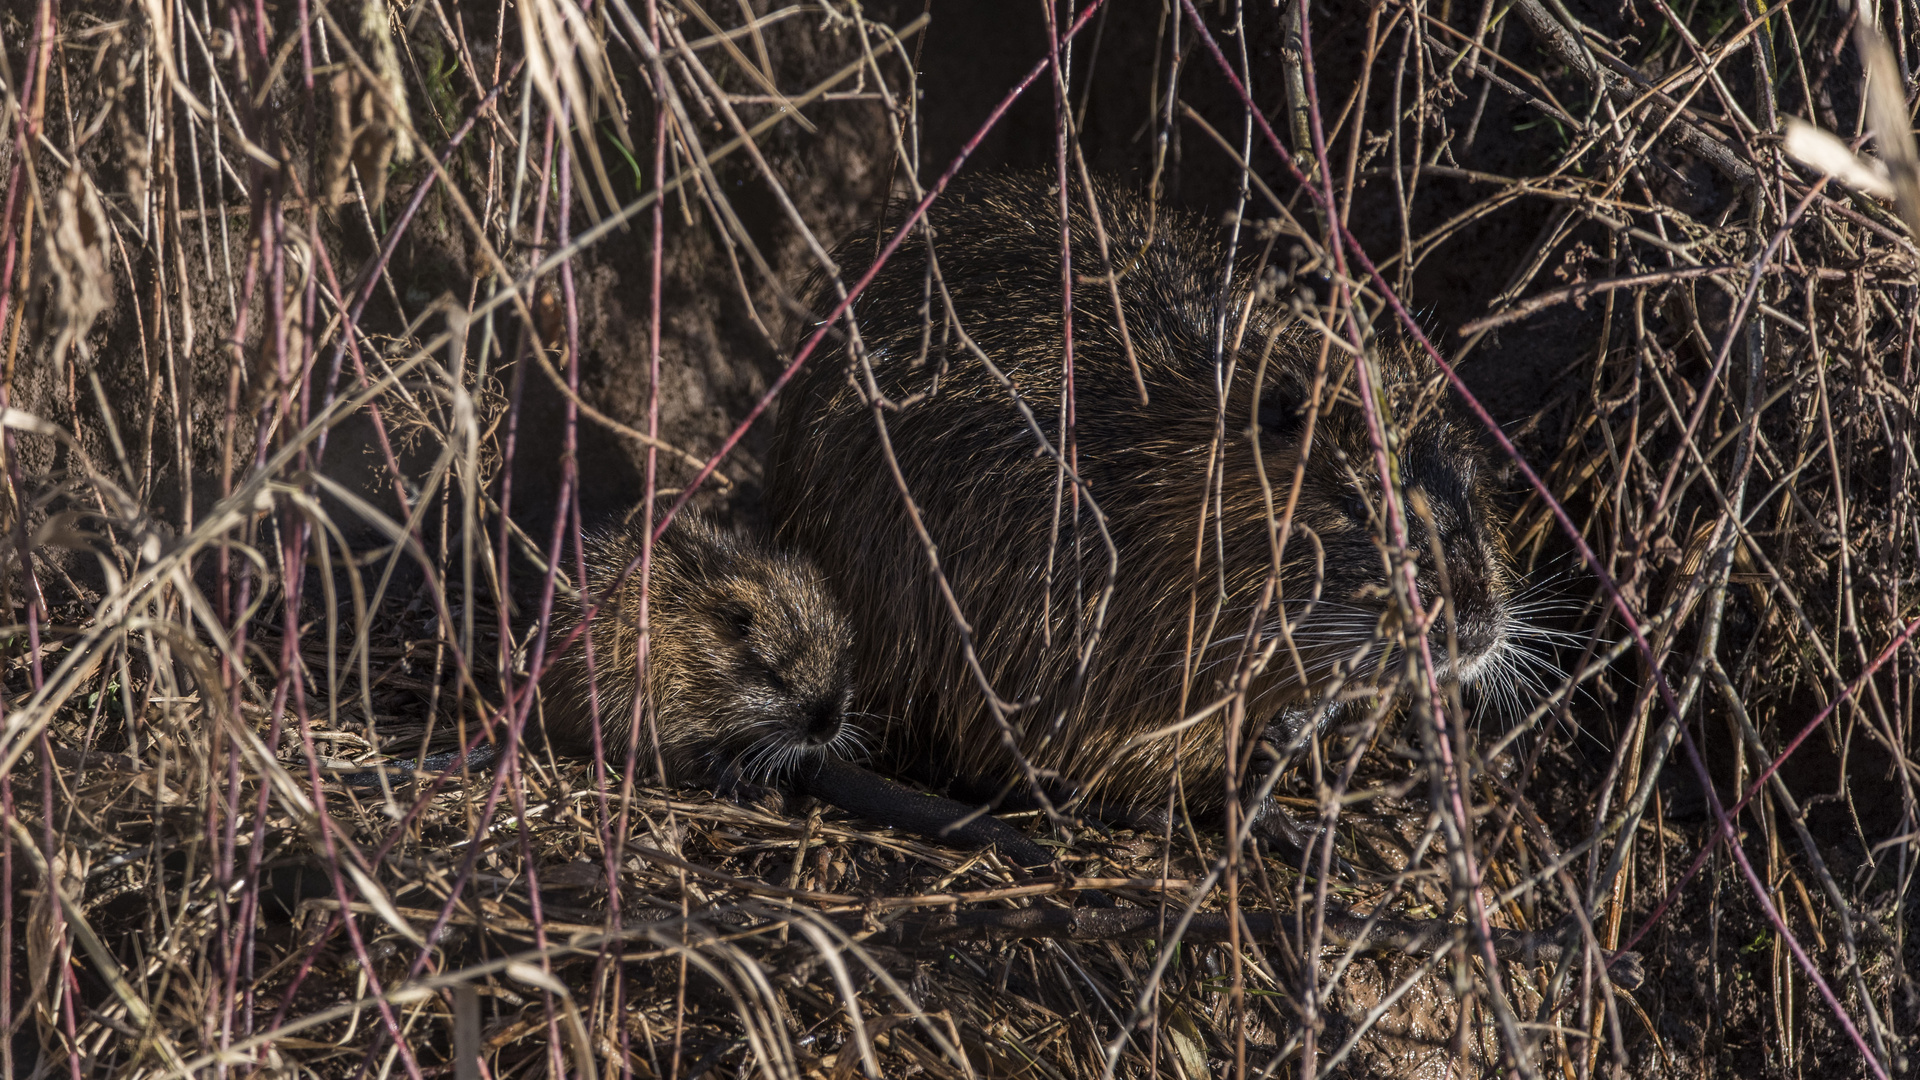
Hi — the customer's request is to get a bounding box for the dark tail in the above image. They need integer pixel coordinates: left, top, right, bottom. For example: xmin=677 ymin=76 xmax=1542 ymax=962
xmin=335 ymin=741 xmax=501 ymax=787
xmin=796 ymin=756 xmax=1060 ymax=875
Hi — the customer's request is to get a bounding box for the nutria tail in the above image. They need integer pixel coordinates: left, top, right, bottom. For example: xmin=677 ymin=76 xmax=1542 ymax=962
xmin=795 ymin=756 xmax=1061 ymax=875
xmin=540 ymin=513 xmax=862 ymax=787
xmin=769 ymin=171 xmax=1520 ymax=815
xmin=335 ymin=742 xmax=499 ymax=788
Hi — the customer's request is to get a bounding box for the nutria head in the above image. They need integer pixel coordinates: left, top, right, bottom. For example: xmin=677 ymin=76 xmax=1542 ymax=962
xmin=1228 ymin=339 xmax=1518 ymax=694
xmin=769 ymin=172 xmax=1518 ymax=813
xmin=541 ymin=515 xmax=860 ymax=785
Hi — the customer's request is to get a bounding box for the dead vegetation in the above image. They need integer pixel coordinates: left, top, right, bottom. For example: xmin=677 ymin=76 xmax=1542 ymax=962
xmin=0 ymin=0 xmax=1917 ymax=1076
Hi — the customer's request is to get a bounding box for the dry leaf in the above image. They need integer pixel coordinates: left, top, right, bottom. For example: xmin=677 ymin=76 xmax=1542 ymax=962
xmin=46 ymin=169 xmax=112 ymax=365
xmin=516 ymin=0 xmax=621 ymax=220
xmin=24 ymin=842 xmax=89 ymax=1036
xmin=1783 ymin=117 xmax=1895 ymax=199
xmin=1853 ymin=16 xmax=1920 ymax=238
xmin=324 ymin=0 xmax=416 ymax=213
xmin=1165 ymin=1006 xmax=1211 ymax=1079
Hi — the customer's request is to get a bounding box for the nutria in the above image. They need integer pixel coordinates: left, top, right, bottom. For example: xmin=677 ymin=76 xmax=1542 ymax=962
xmin=341 ymin=515 xmax=858 ymax=785
xmin=537 ymin=514 xmax=860 ymax=785
xmin=342 ymin=513 xmax=1064 ymax=872
xmin=768 ymin=173 xmax=1520 ymax=822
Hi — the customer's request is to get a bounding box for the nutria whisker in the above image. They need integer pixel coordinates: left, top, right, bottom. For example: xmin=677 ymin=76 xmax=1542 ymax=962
xmin=824 ymin=722 xmax=875 ymax=762
xmin=1495 ymin=624 xmax=1592 ymax=645
xmin=1465 ymin=619 xmax=1581 ymax=724
xmin=1504 ymin=627 xmax=1600 ymax=713
xmin=1506 ymin=600 xmax=1600 ymax=625
xmin=733 ymin=736 xmax=823 ymax=784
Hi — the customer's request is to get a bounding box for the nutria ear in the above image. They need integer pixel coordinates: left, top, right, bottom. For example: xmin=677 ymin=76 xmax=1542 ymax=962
xmin=1256 ymin=390 xmax=1303 ymax=440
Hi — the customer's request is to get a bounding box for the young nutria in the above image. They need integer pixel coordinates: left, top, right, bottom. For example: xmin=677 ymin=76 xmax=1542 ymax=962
xmin=768 ymin=173 xmax=1521 ymax=822
xmin=539 ymin=514 xmax=860 ymax=785
xmin=340 ymin=514 xmax=859 ymax=787
xmin=345 ymin=514 xmax=1065 ymax=873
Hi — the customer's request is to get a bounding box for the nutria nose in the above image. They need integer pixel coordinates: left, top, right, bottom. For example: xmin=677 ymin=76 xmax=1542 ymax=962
xmin=1445 ymin=619 xmax=1503 ymax=661
xmin=802 ymin=702 xmax=843 ymax=744
xmin=1425 ymin=578 xmax=1502 ymax=656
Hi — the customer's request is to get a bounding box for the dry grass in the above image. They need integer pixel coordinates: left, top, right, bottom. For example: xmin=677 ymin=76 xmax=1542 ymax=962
xmin=0 ymin=0 xmax=1916 ymax=1076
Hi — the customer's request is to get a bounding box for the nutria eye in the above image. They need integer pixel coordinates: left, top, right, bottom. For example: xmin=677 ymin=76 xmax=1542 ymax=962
xmin=1257 ymin=397 xmax=1300 ymax=439
xmin=1344 ymin=490 xmax=1370 ymax=522
xmin=720 ymin=603 xmax=755 ymax=639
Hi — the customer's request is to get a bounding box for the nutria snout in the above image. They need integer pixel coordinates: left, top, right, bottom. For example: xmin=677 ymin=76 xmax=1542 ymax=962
xmin=768 ymin=172 xmax=1520 ymax=816
xmin=540 ymin=514 xmax=862 ymax=785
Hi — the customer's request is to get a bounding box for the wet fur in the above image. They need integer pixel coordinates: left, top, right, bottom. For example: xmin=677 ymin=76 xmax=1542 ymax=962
xmin=769 ymin=173 xmax=1519 ymax=816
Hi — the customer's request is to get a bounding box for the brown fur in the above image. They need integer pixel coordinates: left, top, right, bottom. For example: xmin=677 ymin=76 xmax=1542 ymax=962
xmin=539 ymin=514 xmax=859 ymax=785
xmin=768 ymin=173 xmax=1518 ymax=816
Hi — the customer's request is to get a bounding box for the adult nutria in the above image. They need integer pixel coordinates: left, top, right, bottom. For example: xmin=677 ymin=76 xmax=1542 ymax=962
xmin=768 ymin=173 xmax=1521 ymax=821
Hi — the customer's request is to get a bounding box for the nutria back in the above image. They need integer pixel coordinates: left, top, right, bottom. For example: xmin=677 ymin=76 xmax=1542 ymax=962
xmin=539 ymin=515 xmax=858 ymax=785
xmin=769 ymin=173 xmax=1518 ymax=814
